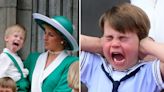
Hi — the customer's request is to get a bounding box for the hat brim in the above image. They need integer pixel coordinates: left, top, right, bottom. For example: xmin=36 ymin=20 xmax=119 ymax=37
xmin=33 ymin=13 xmax=78 ymax=51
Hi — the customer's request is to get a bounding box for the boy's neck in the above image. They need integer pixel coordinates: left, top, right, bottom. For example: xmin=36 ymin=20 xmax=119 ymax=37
xmin=4 ymin=48 xmax=17 ymax=54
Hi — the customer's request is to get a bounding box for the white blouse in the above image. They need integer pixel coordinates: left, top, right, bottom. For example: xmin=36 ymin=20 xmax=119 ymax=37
xmin=0 ymin=48 xmax=29 ymax=81
xmin=31 ymin=51 xmax=68 ymax=92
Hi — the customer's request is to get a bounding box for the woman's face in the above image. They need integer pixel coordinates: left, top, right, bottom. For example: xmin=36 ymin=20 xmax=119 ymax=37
xmin=101 ymin=21 xmax=140 ymax=71
xmin=44 ymin=25 xmax=64 ymax=51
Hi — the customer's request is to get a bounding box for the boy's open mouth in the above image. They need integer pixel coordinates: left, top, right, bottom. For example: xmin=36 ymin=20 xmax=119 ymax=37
xmin=111 ymin=52 xmax=125 ymax=64
xmin=13 ymin=42 xmax=19 ymax=47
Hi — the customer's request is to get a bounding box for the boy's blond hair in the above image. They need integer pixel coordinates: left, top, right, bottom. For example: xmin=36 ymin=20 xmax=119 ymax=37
xmin=0 ymin=77 xmax=17 ymax=92
xmin=99 ymin=3 xmax=150 ymax=40
xmin=5 ymin=24 xmax=26 ymax=41
xmin=67 ymin=61 xmax=79 ymax=92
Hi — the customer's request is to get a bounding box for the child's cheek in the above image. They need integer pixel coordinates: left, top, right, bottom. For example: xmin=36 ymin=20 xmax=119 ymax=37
xmin=102 ymin=43 xmax=110 ymax=53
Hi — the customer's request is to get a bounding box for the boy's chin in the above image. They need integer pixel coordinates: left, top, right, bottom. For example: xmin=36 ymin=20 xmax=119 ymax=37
xmin=11 ymin=47 xmax=20 ymax=53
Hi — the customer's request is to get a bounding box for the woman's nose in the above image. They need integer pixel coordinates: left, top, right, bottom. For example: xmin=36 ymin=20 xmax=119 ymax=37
xmin=44 ymin=34 xmax=48 ymax=40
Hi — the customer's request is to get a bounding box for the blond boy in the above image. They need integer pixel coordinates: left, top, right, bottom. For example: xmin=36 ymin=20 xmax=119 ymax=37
xmin=0 ymin=24 xmax=29 ymax=91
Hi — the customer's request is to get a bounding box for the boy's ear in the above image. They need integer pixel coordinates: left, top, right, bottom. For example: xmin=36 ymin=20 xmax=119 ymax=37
xmin=4 ymin=36 xmax=9 ymax=42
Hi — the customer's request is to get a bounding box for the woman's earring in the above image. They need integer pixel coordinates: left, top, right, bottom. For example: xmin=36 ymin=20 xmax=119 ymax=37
xmin=61 ymin=41 xmax=64 ymax=45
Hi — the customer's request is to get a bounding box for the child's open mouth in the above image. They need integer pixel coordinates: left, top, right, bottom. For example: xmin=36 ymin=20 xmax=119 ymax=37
xmin=111 ymin=52 xmax=125 ymax=65
xmin=13 ymin=42 xmax=19 ymax=47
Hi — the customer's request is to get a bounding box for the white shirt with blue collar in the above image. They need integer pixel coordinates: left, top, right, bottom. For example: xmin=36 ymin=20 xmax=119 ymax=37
xmin=80 ymin=51 xmax=164 ymax=92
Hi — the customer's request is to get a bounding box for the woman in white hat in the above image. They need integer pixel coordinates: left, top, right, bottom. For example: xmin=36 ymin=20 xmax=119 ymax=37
xmin=24 ymin=13 xmax=79 ymax=92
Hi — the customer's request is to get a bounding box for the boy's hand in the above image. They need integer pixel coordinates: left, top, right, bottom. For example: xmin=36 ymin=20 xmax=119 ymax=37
xmin=139 ymin=37 xmax=155 ymax=60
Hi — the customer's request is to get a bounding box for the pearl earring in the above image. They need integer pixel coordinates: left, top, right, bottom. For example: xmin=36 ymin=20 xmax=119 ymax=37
xmin=61 ymin=41 xmax=64 ymax=44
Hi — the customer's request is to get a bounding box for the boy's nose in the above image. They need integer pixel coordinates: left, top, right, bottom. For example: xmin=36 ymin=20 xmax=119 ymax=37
xmin=111 ymin=40 xmax=121 ymax=48
xmin=16 ymin=37 xmax=21 ymax=40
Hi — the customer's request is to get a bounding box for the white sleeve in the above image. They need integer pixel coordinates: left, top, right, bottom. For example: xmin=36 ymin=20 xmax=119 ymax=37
xmin=152 ymin=60 xmax=164 ymax=90
xmin=80 ymin=51 xmax=102 ymax=86
xmin=80 ymin=51 xmax=91 ymax=84
xmin=0 ymin=54 xmax=11 ymax=77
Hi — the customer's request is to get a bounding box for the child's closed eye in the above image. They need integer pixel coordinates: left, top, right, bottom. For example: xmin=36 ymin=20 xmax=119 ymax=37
xmin=104 ymin=36 xmax=113 ymax=41
xmin=119 ymin=36 xmax=128 ymax=42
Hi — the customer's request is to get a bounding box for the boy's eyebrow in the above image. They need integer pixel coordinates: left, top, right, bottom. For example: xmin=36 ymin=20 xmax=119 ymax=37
xmin=103 ymin=35 xmax=113 ymax=38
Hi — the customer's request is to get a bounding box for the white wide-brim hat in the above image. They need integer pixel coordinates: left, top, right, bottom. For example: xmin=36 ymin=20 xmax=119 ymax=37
xmin=33 ymin=13 xmax=78 ymax=51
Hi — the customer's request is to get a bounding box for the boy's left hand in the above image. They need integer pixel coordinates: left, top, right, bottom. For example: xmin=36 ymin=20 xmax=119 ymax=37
xmin=140 ymin=37 xmax=164 ymax=80
xmin=139 ymin=37 xmax=155 ymax=60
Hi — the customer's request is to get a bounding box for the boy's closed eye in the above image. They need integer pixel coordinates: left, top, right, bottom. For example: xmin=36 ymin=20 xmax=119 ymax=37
xmin=119 ymin=36 xmax=128 ymax=42
xmin=104 ymin=35 xmax=128 ymax=42
xmin=104 ymin=35 xmax=113 ymax=41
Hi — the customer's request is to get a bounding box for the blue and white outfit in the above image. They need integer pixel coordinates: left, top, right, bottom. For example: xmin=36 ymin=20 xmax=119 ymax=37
xmin=80 ymin=51 xmax=164 ymax=92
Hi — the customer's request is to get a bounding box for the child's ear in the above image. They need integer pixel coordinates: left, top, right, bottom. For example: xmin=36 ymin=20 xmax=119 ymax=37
xmin=4 ymin=36 xmax=9 ymax=42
